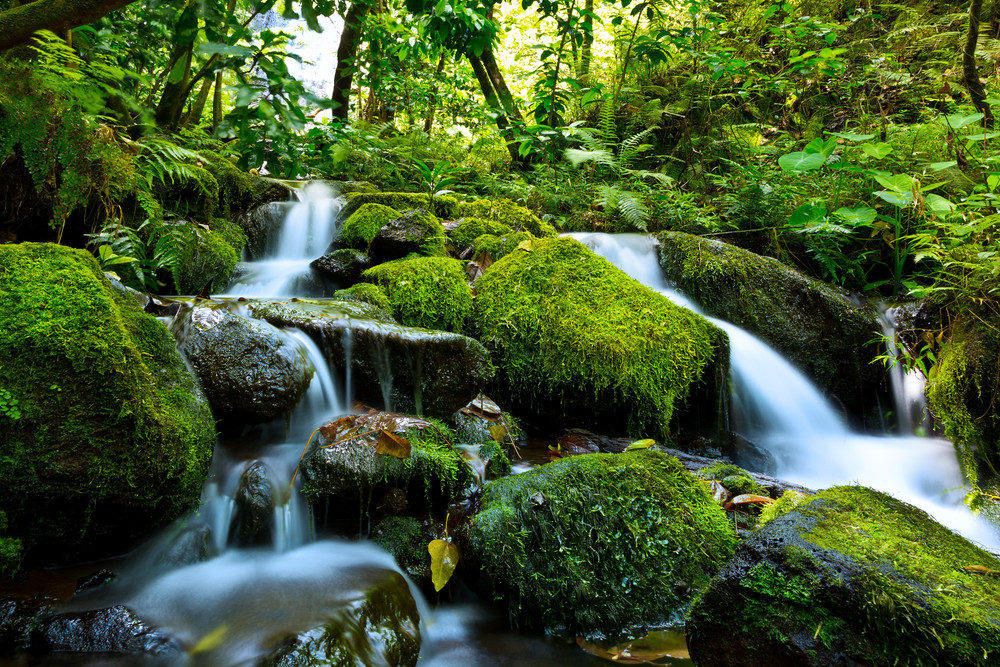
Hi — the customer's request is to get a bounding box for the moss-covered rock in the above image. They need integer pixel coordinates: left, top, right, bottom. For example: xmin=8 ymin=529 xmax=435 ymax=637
xmin=470 ymin=231 xmax=533 ymax=261
xmin=337 ymin=203 xmax=401 ymax=250
xmin=696 ymin=462 xmax=768 ymax=497
xmin=458 ymin=198 xmax=558 ymax=238
xmin=331 ymin=282 xmax=393 ymax=314
xmin=311 ymin=248 xmax=372 ymax=285
xmin=371 ymin=208 xmax=447 ymax=261
xmin=0 ymin=243 xmax=216 ymax=565
xmin=449 ymin=217 xmax=513 ymax=250
xmin=927 ymin=307 xmax=1000 ymax=484
xmin=656 ymin=231 xmax=885 ymax=426
xmin=463 ymin=450 xmax=737 ymax=638
xmin=198 ymin=151 xmax=253 ymax=219
xmin=361 ymin=257 xmax=472 ymax=333
xmin=250 ymin=299 xmax=493 ymax=417
xmin=687 ymin=485 xmax=1000 ymax=666
xmin=170 ymin=217 xmax=246 ymax=294
xmin=371 ymin=516 xmax=433 ymax=585
xmin=247 ymin=175 xmax=294 ymax=211
xmin=176 ymin=309 xmax=313 ymax=425
xmin=471 ymin=237 xmax=727 ymax=440
xmin=340 ymin=192 xmax=459 ymax=222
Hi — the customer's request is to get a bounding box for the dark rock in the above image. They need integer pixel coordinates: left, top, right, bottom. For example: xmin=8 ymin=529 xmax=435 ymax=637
xmin=155 ymin=524 xmax=211 ymax=568
xmin=656 ymin=232 xmax=887 ymax=428
xmin=663 ymin=447 xmax=811 ymax=498
xmin=177 ymin=308 xmax=313 ymax=424
xmin=371 ymin=515 xmax=434 ymax=587
xmin=237 ymin=201 xmax=295 ymax=260
xmin=31 ymin=605 xmax=180 ymax=655
xmin=687 ymin=485 xmax=1000 ymax=666
xmin=247 ymin=176 xmax=294 ymax=211
xmin=74 ymin=570 xmax=115 ymax=595
xmin=251 ymin=299 xmax=493 ymax=417
xmin=310 ymin=248 xmax=372 ymax=285
xmin=370 ymin=209 xmax=447 ymax=262
xmin=233 ymin=461 xmax=276 ymax=545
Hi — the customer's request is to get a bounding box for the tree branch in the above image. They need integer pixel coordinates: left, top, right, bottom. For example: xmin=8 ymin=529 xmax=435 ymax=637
xmin=0 ymin=0 xmax=139 ymax=52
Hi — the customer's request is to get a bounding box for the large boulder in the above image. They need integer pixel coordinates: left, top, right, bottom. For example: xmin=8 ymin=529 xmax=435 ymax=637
xmin=339 ymin=192 xmax=459 ymax=222
xmin=361 ymin=256 xmax=472 ymax=333
xmin=0 ymin=243 xmax=216 ymax=566
xmin=176 ymin=307 xmax=313 ymax=425
xmin=310 ymin=248 xmax=372 ymax=285
xmin=370 ymin=208 xmax=447 ymax=261
xmin=472 ymin=237 xmax=728 ymax=440
xmin=656 ymin=232 xmax=885 ymax=426
xmin=686 ymin=485 xmax=1000 ymax=666
xmin=251 ymin=299 xmax=493 ymax=417
xmin=462 ymin=450 xmax=738 ymax=638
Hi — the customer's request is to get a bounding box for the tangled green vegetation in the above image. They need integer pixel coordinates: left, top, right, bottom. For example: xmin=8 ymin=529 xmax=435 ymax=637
xmin=465 ymin=450 xmax=737 ymax=638
xmin=361 ymin=256 xmax=472 ymax=332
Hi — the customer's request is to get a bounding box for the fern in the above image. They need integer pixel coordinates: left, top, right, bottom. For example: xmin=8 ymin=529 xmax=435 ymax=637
xmin=618 ymin=191 xmax=650 ymax=232
xmin=135 ymin=137 xmax=211 ymax=194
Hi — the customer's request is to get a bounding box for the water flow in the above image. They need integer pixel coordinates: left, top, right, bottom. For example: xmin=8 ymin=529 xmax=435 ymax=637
xmin=878 ymin=305 xmax=932 ymax=435
xmin=224 ymin=181 xmax=344 ymax=297
xmin=568 ymin=232 xmax=1000 ymax=550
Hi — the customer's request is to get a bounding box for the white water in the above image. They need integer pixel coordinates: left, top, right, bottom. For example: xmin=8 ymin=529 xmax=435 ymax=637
xmin=224 ymin=181 xmax=344 ymax=297
xmin=568 ymin=232 xmax=1000 ymax=551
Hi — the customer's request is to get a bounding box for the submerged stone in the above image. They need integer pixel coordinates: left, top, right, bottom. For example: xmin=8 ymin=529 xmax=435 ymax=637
xmin=251 ymin=299 xmax=493 ymax=417
xmin=177 ymin=309 xmax=313 ymax=425
xmin=472 ymin=237 xmax=728 ymax=440
xmin=0 ymin=243 xmax=216 ymax=565
xmin=686 ymin=485 xmax=1000 ymax=666
xmin=656 ymin=232 xmax=885 ymax=426
xmin=232 ymin=461 xmax=276 ymax=545
xmin=463 ymin=450 xmax=738 ymax=638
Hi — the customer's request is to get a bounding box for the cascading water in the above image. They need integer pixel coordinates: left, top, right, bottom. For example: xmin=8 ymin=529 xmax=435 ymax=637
xmin=568 ymin=232 xmax=1000 ymax=551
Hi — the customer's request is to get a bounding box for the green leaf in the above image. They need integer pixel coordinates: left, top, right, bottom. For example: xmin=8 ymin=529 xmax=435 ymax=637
xmin=871 ymin=172 xmax=913 ymax=193
xmin=804 ymin=136 xmax=837 ymax=157
xmin=833 ymin=206 xmax=877 ymax=226
xmin=625 ymin=439 xmax=656 ymax=451
xmin=195 ymin=43 xmax=253 ymax=58
xmin=924 ymin=193 xmax=957 ymax=217
xmin=875 ymin=190 xmax=912 ymax=207
xmin=827 ymin=131 xmax=875 ymax=142
xmin=861 ymin=142 xmax=893 ymax=159
xmin=940 ymin=113 xmax=984 ymax=129
xmin=966 ymin=131 xmax=1000 ymax=142
xmin=429 ymin=539 xmax=460 ymax=592
xmin=778 ymin=151 xmax=826 ymax=172
xmin=929 ymin=161 xmax=958 ymax=171
xmin=789 ymin=203 xmax=827 ymax=226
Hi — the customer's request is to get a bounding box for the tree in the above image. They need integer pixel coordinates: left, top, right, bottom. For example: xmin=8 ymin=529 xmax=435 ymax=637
xmin=330 ymin=0 xmax=371 ymax=120
xmin=964 ymin=0 xmax=994 ymax=128
xmin=0 ymin=0 xmax=139 ymax=52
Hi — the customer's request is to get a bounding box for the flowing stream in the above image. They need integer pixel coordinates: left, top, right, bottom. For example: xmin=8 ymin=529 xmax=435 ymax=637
xmin=567 ymin=232 xmax=1000 ymax=552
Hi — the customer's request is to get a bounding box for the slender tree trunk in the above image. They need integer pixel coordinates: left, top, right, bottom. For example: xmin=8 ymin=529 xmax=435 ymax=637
xmin=964 ymin=0 xmax=994 ymax=128
xmin=212 ymin=71 xmax=224 ymax=130
xmin=183 ymin=77 xmax=214 ymax=127
xmin=423 ymin=53 xmax=447 ymax=133
xmin=469 ymin=54 xmax=521 ymax=165
xmin=155 ymin=43 xmax=193 ymax=129
xmin=579 ymin=0 xmax=594 ymax=84
xmin=331 ymin=1 xmax=370 ymax=121
xmin=481 ymin=46 xmax=524 ymax=126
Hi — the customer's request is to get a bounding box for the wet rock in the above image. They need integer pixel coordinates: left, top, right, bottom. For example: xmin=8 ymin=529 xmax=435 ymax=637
xmin=233 ymin=461 xmax=276 ymax=545
xmin=370 ymin=209 xmax=447 ymax=262
xmin=472 ymin=237 xmax=728 ymax=441
xmin=237 ymin=201 xmax=294 ymax=260
xmin=371 ymin=516 xmax=434 ymax=587
xmin=0 ymin=244 xmax=216 ymax=566
xmin=667 ymin=449 xmax=811 ymax=498
xmin=251 ymin=299 xmax=493 ymax=417
xmin=261 ymin=570 xmax=420 ymax=667
xmin=155 ymin=525 xmax=212 ymax=568
xmin=462 ymin=450 xmax=737 ymax=638
xmin=311 ymin=248 xmax=372 ymax=285
xmin=31 ymin=605 xmax=180 ymax=655
xmin=687 ymin=485 xmax=1000 ymax=666
xmin=178 ymin=309 xmax=314 ymax=424
xmin=656 ymin=232 xmax=886 ymax=427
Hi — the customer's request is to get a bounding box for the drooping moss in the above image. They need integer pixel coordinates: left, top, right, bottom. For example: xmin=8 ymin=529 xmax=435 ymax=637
xmin=688 ymin=485 xmax=1000 ymax=666
xmin=458 ymin=198 xmax=557 ymax=237
xmin=340 ymin=192 xmax=459 ymax=221
xmin=332 ymin=282 xmax=393 ymax=314
xmin=0 ymin=243 xmax=216 ymax=565
xmin=469 ymin=231 xmax=534 ymax=261
xmin=472 ymin=237 xmax=726 ymax=440
xmin=449 ymin=217 xmax=513 ymax=250
xmin=361 ymin=257 xmax=472 ymax=333
xmin=338 ymin=203 xmax=401 ymax=250
xmin=464 ymin=450 xmax=738 ymax=638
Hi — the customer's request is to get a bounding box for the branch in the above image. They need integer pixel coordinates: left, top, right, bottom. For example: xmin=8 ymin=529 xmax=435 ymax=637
xmin=0 ymin=0 xmax=139 ymax=51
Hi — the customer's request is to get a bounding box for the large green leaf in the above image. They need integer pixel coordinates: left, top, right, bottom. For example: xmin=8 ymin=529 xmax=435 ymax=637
xmin=778 ymin=151 xmax=826 ymax=173
xmin=833 ymin=206 xmax=877 ymax=226
xmin=940 ymin=113 xmax=984 ymax=129
xmin=861 ymin=142 xmax=893 ymax=159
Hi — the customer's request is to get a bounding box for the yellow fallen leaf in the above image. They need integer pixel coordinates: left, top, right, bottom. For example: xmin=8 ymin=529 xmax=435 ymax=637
xmin=375 ymin=430 xmax=411 ymax=458
xmin=625 ymin=439 xmax=655 ymax=451
xmin=428 ymin=538 xmax=460 ymax=592
xmin=488 ymin=423 xmax=508 ymax=442
xmin=190 ymin=623 xmax=229 ymax=655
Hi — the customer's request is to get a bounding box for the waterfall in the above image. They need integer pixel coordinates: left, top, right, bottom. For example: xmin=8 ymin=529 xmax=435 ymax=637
xmin=567 ymin=232 xmax=1000 ymax=551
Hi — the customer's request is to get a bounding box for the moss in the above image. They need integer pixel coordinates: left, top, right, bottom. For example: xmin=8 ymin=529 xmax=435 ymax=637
xmin=0 ymin=243 xmax=216 ymax=564
xmin=361 ymin=257 xmax=472 ymax=333
xmin=155 ymin=162 xmax=219 ymax=223
xmin=333 ymin=283 xmax=393 ymax=314
xmin=198 ymin=151 xmax=253 ymax=218
xmin=458 ymin=198 xmax=557 ymax=237
xmin=697 ymin=462 xmax=766 ymax=496
xmin=172 ymin=218 xmax=245 ymax=294
xmin=449 ymin=217 xmax=513 ymax=250
xmin=477 ymin=440 xmax=513 ymax=478
xmin=757 ymin=489 xmax=809 ymax=526
xmin=0 ymin=510 xmax=22 ymax=576
xmin=470 ymin=231 xmax=534 ymax=261
xmin=341 ymin=192 xmax=459 ymax=221
xmin=465 ymin=450 xmax=737 ymax=637
xmin=472 ymin=237 xmax=726 ymax=440
xmin=338 ymin=203 xmax=401 ymax=250
xmin=371 ymin=515 xmax=430 ymax=581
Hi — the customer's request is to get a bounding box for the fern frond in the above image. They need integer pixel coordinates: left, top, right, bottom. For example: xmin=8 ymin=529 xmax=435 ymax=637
xmin=597 ymin=184 xmax=621 ymax=212
xmin=618 ymin=127 xmax=656 ymax=168
xmin=566 ymin=148 xmax=616 ymax=169
xmin=618 ymin=191 xmax=650 ymax=232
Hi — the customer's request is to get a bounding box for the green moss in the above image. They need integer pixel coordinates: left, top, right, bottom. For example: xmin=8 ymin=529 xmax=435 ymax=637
xmin=0 ymin=243 xmax=216 ymax=563
xmin=361 ymin=257 xmax=472 ymax=333
xmin=757 ymin=489 xmax=809 ymax=526
xmin=470 ymin=231 xmax=534 ymax=261
xmin=0 ymin=510 xmax=22 ymax=576
xmin=338 ymin=203 xmax=401 ymax=250
xmin=341 ymin=192 xmax=459 ymax=221
xmin=172 ymin=219 xmax=245 ymax=294
xmin=466 ymin=450 xmax=737 ymax=637
xmin=372 ymin=515 xmax=429 ymax=581
xmin=697 ymin=462 xmax=766 ymax=496
xmin=156 ymin=162 xmax=219 ymax=223
xmin=333 ymin=283 xmax=393 ymax=314
xmin=477 ymin=440 xmax=513 ymax=478
xmin=458 ymin=198 xmax=557 ymax=238
xmin=472 ymin=237 xmax=725 ymax=440
xmin=450 ymin=218 xmax=513 ymax=250
xmin=198 ymin=151 xmax=253 ymax=218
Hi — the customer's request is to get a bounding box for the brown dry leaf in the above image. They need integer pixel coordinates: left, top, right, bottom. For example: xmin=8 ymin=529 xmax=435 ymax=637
xmin=461 ymin=395 xmax=503 ymax=420
xmin=704 ymin=480 xmax=732 ymax=504
xmin=375 ymin=430 xmax=412 ymax=458
xmin=962 ymin=565 xmax=1000 ymax=577
xmin=319 ymin=415 xmax=357 ymax=440
xmin=428 ymin=539 xmax=460 ymax=592
xmin=725 ymin=494 xmax=775 ymax=511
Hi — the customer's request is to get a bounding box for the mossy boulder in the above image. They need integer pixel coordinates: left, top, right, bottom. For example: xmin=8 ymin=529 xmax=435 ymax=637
xmin=170 ymin=217 xmax=246 ymax=294
xmin=463 ymin=450 xmax=738 ymax=638
xmin=176 ymin=309 xmax=313 ymax=425
xmin=340 ymin=192 xmax=459 ymax=221
xmin=198 ymin=151 xmax=253 ymax=219
xmin=371 ymin=516 xmax=434 ymax=585
xmin=472 ymin=237 xmax=728 ymax=440
xmin=0 ymin=243 xmax=216 ymax=565
xmin=656 ymin=232 xmax=885 ymax=425
xmin=927 ymin=307 xmax=1000 ymax=483
xmin=361 ymin=257 xmax=472 ymax=333
xmin=470 ymin=230 xmax=533 ymax=261
xmin=337 ymin=203 xmax=401 ymax=250
xmin=449 ymin=217 xmax=513 ymax=250
xmin=331 ymin=283 xmax=392 ymax=314
xmin=311 ymin=248 xmax=372 ymax=285
xmin=370 ymin=208 xmax=447 ymax=261
xmin=687 ymin=485 xmax=1000 ymax=666
xmin=457 ymin=198 xmax=558 ymax=237
xmin=250 ymin=299 xmax=493 ymax=417
xmin=237 ymin=201 xmax=293 ymax=260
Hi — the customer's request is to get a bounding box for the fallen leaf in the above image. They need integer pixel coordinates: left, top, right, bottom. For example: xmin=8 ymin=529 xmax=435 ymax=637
xmin=428 ymin=538 xmax=460 ymax=591
xmin=962 ymin=565 xmax=1000 ymax=577
xmin=704 ymin=480 xmax=732 ymax=504
xmin=190 ymin=623 xmax=229 ymax=655
xmin=725 ymin=494 xmax=775 ymax=511
xmin=625 ymin=439 xmax=656 ymax=451
xmin=461 ymin=395 xmax=503 ymax=420
xmin=489 ymin=423 xmax=508 ymax=442
xmin=376 ymin=430 xmax=411 ymax=458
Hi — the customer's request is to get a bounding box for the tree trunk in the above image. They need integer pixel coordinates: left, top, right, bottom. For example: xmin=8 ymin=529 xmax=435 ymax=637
xmin=182 ymin=77 xmax=214 ymax=127
xmin=481 ymin=46 xmax=524 ymax=126
xmin=579 ymin=0 xmax=594 ymax=84
xmin=423 ymin=53 xmax=447 ymax=133
xmin=331 ymin=1 xmax=370 ymax=121
xmin=154 ymin=44 xmax=193 ymax=129
xmin=212 ymin=71 xmax=224 ymax=130
xmin=469 ymin=54 xmax=521 ymax=165
xmin=0 ymin=0 xmax=138 ymax=52
xmin=964 ymin=0 xmax=994 ymax=128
